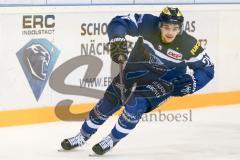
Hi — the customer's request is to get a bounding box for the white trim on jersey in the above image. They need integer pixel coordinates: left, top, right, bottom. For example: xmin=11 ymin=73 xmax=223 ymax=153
xmin=121 ymin=13 xmax=138 ymax=28
xmin=186 ymin=50 xmax=206 ymax=63
xmin=143 ymin=39 xmax=183 ymax=63
xmin=115 ymin=122 xmax=131 ymax=134
xmin=129 ymin=13 xmax=138 ymax=28
xmin=86 ymin=119 xmax=100 ymax=129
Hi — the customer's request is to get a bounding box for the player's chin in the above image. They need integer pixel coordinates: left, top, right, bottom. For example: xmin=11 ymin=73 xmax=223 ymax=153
xmin=164 ymin=38 xmax=174 ymax=43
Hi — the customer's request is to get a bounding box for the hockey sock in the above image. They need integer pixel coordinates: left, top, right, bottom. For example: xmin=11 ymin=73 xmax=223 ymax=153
xmin=81 ymin=107 xmax=108 ymax=137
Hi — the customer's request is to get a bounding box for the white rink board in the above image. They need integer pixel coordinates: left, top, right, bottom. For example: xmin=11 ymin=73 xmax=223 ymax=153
xmin=0 ymin=5 xmax=240 ymax=110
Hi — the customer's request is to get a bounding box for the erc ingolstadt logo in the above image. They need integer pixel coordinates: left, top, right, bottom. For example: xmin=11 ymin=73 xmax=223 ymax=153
xmin=16 ymin=39 xmax=60 ymax=101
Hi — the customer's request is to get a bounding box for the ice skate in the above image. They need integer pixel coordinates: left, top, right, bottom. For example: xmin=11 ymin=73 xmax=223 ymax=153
xmin=92 ymin=136 xmax=118 ymax=155
xmin=61 ymin=133 xmax=88 ymax=150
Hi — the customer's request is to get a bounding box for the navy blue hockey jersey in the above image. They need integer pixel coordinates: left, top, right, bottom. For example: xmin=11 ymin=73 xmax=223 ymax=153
xmin=107 ymin=13 xmax=214 ymax=92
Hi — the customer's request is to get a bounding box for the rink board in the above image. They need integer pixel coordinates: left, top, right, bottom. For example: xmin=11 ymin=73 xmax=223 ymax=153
xmin=0 ymin=4 xmax=240 ymax=126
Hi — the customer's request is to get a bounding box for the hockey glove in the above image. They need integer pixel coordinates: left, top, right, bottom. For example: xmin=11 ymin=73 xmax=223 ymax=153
xmin=110 ymin=37 xmax=128 ymax=64
xmin=171 ymin=74 xmax=196 ymax=97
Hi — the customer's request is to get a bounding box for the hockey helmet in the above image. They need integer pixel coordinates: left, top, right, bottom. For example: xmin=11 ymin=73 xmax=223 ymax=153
xmin=159 ymin=7 xmax=184 ymax=27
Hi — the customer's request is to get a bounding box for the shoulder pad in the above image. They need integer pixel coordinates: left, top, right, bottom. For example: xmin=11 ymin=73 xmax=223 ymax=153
xmin=181 ymin=31 xmax=204 ymax=58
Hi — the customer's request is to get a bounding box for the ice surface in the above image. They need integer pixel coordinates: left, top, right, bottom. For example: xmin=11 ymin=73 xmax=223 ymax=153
xmin=0 ymin=105 xmax=240 ymax=160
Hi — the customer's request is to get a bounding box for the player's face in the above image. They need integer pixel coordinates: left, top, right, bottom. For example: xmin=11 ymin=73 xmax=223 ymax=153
xmin=160 ymin=23 xmax=181 ymax=43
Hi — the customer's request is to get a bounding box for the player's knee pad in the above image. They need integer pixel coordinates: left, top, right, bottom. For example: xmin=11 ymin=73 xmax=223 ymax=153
xmin=90 ymin=96 xmax=122 ymax=124
xmin=119 ymin=95 xmax=150 ymax=126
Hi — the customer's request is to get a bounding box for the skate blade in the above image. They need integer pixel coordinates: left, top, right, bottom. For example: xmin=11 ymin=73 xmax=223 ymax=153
xmin=58 ymin=149 xmax=68 ymax=152
xmin=57 ymin=149 xmax=77 ymax=152
xmin=89 ymin=153 xmax=102 ymax=157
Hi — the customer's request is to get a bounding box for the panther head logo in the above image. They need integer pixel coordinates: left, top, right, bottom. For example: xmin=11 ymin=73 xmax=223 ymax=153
xmin=23 ymin=44 xmax=51 ymax=81
xmin=17 ymin=39 xmax=60 ymax=101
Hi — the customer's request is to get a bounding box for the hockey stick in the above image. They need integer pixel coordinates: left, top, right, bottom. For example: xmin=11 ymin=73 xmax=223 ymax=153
xmin=118 ymin=55 xmax=126 ymax=105
xmin=117 ymin=56 xmax=138 ymax=106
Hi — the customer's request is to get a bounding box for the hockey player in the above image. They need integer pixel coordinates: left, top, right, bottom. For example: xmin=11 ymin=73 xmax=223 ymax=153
xmin=61 ymin=7 xmax=214 ymax=155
